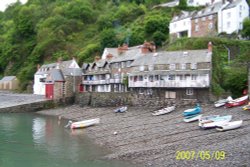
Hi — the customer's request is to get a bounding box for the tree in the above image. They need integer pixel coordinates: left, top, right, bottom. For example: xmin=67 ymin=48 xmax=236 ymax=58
xmin=100 ymin=29 xmax=119 ymax=49
xmin=178 ymin=0 xmax=187 ymax=10
xmin=241 ymin=18 xmax=250 ymax=39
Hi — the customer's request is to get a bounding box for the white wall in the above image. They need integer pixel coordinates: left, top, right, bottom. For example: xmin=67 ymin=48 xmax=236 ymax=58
xmin=187 ymin=0 xmax=221 ymax=7
xmin=169 ymin=17 xmax=192 ymax=37
xmin=33 ymin=74 xmax=46 ymax=95
xmin=221 ymin=0 xmax=249 ymax=34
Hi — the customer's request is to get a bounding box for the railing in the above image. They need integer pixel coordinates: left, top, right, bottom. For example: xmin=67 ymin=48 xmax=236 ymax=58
xmin=83 ymin=79 xmax=110 ymax=85
xmin=129 ymin=80 xmax=209 ymax=88
xmin=109 ymin=78 xmax=122 ymax=83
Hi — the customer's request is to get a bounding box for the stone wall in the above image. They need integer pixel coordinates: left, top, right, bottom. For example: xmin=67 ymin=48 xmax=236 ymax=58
xmin=0 ymin=97 xmax=74 ymax=113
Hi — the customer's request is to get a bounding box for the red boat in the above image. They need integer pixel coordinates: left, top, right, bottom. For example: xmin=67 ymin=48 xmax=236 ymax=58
xmin=225 ymin=95 xmax=248 ymax=108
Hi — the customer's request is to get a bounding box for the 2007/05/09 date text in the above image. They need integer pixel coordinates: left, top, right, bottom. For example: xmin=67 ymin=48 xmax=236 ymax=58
xmin=176 ymin=150 xmax=226 ymax=160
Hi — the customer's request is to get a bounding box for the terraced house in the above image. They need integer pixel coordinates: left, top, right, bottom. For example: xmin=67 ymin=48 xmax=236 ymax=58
xmin=128 ymin=42 xmax=213 ymax=101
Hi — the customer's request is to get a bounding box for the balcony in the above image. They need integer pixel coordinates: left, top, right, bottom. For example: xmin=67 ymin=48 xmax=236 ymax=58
xmin=129 ymin=79 xmax=209 ymax=88
xmin=109 ymin=78 xmax=122 ymax=83
xmin=83 ymin=79 xmax=110 ymax=85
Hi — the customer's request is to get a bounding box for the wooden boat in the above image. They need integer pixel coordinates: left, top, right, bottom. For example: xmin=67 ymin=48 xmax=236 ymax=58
xmin=199 ymin=115 xmax=232 ymax=129
xmin=225 ymin=95 xmax=248 ymax=108
xmin=114 ymin=106 xmax=127 ymax=113
xmin=184 ymin=114 xmax=202 ymax=123
xmin=152 ymin=106 xmax=175 ymax=116
xmin=214 ymin=96 xmax=233 ymax=107
xmin=216 ymin=120 xmax=243 ymax=132
xmin=183 ymin=104 xmax=201 ymax=117
xmin=70 ymin=118 xmax=100 ymax=129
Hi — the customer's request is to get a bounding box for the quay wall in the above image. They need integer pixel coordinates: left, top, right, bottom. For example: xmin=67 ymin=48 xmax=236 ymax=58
xmin=0 ymin=97 xmax=74 ymax=113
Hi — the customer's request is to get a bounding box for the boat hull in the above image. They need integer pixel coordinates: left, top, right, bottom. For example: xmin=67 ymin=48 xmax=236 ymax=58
xmin=225 ymin=95 xmax=248 ymax=108
xmin=216 ymin=120 xmax=243 ymax=132
xmin=70 ymin=118 xmax=100 ymax=129
xmin=199 ymin=115 xmax=232 ymax=129
xmin=184 ymin=114 xmax=202 ymax=122
xmin=152 ymin=106 xmax=175 ymax=116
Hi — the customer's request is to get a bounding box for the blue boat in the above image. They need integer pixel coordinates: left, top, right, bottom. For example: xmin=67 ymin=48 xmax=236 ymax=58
xmin=183 ymin=104 xmax=201 ymax=117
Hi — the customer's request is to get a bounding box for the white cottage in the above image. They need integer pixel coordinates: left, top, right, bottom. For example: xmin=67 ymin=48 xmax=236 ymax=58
xmin=220 ymin=0 xmax=249 ymax=34
xmin=33 ymin=58 xmax=80 ymax=95
xmin=187 ymin=0 xmax=222 ymax=6
xmin=169 ymin=11 xmax=195 ymax=38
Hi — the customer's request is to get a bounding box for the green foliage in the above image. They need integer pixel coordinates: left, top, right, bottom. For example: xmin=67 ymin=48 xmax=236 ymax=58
xmin=178 ymin=0 xmax=187 ymax=10
xmin=100 ymin=29 xmax=119 ymax=49
xmin=241 ymin=18 xmax=250 ymax=39
xmin=78 ymin=44 xmax=101 ymax=64
xmin=153 ymin=31 xmax=167 ymax=47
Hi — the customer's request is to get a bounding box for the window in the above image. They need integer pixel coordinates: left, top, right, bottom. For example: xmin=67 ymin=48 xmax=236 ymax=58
xmin=239 ymin=12 xmax=242 ymax=17
xmin=174 ymin=23 xmax=177 ymax=28
xmin=240 ymin=5 xmax=242 ymax=10
xmin=227 ymin=12 xmax=231 ymax=18
xmin=149 ymin=75 xmax=154 ymax=82
xmin=139 ymin=88 xmax=144 ymax=94
xmin=239 ymin=22 xmax=243 ymax=29
xmin=39 ymin=78 xmax=46 ymax=82
xmin=191 ymin=74 xmax=197 ymax=80
xmin=208 ymin=15 xmax=213 ymax=20
xmin=195 ymin=18 xmax=198 ymax=23
xmin=227 ymin=21 xmax=231 ymax=28
xmin=126 ymin=61 xmax=132 ymax=67
xmin=195 ymin=25 xmax=199 ymax=32
xmin=114 ymin=84 xmax=119 ymax=92
xmin=202 ymin=17 xmax=206 ymax=21
xmin=138 ymin=76 xmax=143 ymax=81
xmin=170 ymin=64 xmax=176 ymax=70
xmin=121 ymin=62 xmax=125 ymax=68
xmin=186 ymin=88 xmax=194 ymax=95
xmin=181 ymin=63 xmax=186 ymax=70
xmin=168 ymin=75 xmax=175 ymax=80
xmin=165 ymin=91 xmax=176 ymax=99
xmin=183 ymin=21 xmax=186 ymax=26
xmin=191 ymin=63 xmax=197 ymax=70
xmin=208 ymin=22 xmax=213 ymax=29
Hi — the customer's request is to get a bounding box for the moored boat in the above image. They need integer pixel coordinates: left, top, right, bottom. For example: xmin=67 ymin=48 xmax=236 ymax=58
xmin=114 ymin=106 xmax=127 ymax=113
xmin=199 ymin=115 xmax=232 ymax=129
xmin=152 ymin=106 xmax=175 ymax=116
xmin=199 ymin=115 xmax=220 ymax=124
xmin=225 ymin=95 xmax=248 ymax=108
xmin=183 ymin=104 xmax=201 ymax=117
xmin=242 ymin=102 xmax=250 ymax=110
xmin=214 ymin=96 xmax=233 ymax=107
xmin=184 ymin=114 xmax=202 ymax=123
xmin=216 ymin=120 xmax=243 ymax=132
xmin=69 ymin=118 xmax=100 ymax=129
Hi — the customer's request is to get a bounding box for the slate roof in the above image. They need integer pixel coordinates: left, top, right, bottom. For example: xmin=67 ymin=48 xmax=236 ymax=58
xmin=46 ymin=69 xmax=65 ymax=82
xmin=110 ymin=47 xmax=142 ymax=63
xmin=224 ymin=0 xmax=243 ymax=10
xmin=130 ymin=49 xmax=211 ymax=67
xmin=0 ymin=76 xmax=17 ymax=82
xmin=171 ymin=11 xmax=196 ymax=22
xmin=192 ymin=1 xmax=224 ymax=18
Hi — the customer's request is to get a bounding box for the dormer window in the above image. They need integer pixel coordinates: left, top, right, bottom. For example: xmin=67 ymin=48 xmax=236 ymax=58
xmin=208 ymin=15 xmax=213 ymax=20
xmin=181 ymin=63 xmax=186 ymax=70
xmin=191 ymin=63 xmax=197 ymax=70
xmin=195 ymin=18 xmax=198 ymax=23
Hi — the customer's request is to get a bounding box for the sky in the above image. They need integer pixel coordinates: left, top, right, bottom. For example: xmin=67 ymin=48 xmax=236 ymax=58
xmin=0 ymin=0 xmax=28 ymax=12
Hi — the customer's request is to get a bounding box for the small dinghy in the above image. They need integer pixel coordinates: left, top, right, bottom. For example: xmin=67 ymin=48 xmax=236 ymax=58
xmin=214 ymin=96 xmax=233 ymax=107
xmin=216 ymin=120 xmax=243 ymax=132
xmin=114 ymin=106 xmax=127 ymax=113
xmin=225 ymin=95 xmax=248 ymax=108
xmin=184 ymin=114 xmax=202 ymax=123
xmin=199 ymin=115 xmax=220 ymax=124
xmin=65 ymin=118 xmax=100 ymax=129
xmin=183 ymin=104 xmax=201 ymax=117
xmin=199 ymin=115 xmax=232 ymax=129
xmin=152 ymin=106 xmax=175 ymax=116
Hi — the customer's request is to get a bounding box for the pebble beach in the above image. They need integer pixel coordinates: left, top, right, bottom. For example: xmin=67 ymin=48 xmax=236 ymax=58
xmin=37 ymin=104 xmax=250 ymax=167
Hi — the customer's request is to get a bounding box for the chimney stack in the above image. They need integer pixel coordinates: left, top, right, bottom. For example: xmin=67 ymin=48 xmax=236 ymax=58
xmin=141 ymin=41 xmax=156 ymax=54
xmin=118 ymin=43 xmax=129 ymax=54
xmin=208 ymin=41 xmax=213 ymax=53
xmin=106 ymin=54 xmax=113 ymax=60
xmin=94 ymin=56 xmax=101 ymax=62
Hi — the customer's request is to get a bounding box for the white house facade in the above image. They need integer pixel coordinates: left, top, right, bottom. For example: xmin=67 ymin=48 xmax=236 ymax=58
xmin=220 ymin=0 xmax=249 ymax=34
xmin=169 ymin=11 xmax=194 ymax=38
xmin=187 ymin=0 xmax=222 ymax=6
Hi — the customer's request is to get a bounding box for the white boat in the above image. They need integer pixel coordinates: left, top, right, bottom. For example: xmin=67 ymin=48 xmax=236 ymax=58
xmin=69 ymin=118 xmax=100 ymax=129
xmin=184 ymin=114 xmax=202 ymax=123
xmin=214 ymin=96 xmax=233 ymax=107
xmin=216 ymin=120 xmax=243 ymax=132
xmin=199 ymin=115 xmax=220 ymax=124
xmin=199 ymin=115 xmax=232 ymax=129
xmin=152 ymin=106 xmax=175 ymax=116
xmin=114 ymin=106 xmax=127 ymax=113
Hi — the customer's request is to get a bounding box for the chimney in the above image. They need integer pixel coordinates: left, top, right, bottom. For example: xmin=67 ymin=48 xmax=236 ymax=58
xmin=141 ymin=41 xmax=156 ymax=54
xmin=94 ymin=56 xmax=101 ymax=62
xmin=118 ymin=43 xmax=128 ymax=54
xmin=37 ymin=64 xmax=40 ymax=71
xmin=106 ymin=54 xmax=113 ymax=60
xmin=208 ymin=41 xmax=213 ymax=53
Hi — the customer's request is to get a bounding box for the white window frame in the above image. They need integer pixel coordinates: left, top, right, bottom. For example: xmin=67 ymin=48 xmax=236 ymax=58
xmin=170 ymin=64 xmax=176 ymax=70
xmin=195 ymin=25 xmax=199 ymax=32
xmin=191 ymin=63 xmax=197 ymax=70
xmin=186 ymin=88 xmax=194 ymax=96
xmin=208 ymin=15 xmax=213 ymax=20
xmin=165 ymin=91 xmax=176 ymax=99
xmin=181 ymin=63 xmax=186 ymax=70
xmin=208 ymin=22 xmax=213 ymax=29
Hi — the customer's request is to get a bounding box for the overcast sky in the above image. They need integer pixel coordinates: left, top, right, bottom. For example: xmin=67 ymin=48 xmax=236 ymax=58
xmin=0 ymin=0 xmax=27 ymax=12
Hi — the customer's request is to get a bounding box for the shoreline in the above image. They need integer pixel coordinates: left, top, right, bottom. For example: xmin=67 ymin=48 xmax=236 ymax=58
xmin=37 ymin=104 xmax=250 ymax=167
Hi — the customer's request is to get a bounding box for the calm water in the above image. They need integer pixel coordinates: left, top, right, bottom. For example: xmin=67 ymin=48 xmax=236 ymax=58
xmin=0 ymin=113 xmax=134 ymax=167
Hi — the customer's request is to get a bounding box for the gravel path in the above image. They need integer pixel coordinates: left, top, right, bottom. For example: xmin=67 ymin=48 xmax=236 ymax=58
xmin=37 ymin=104 xmax=250 ymax=167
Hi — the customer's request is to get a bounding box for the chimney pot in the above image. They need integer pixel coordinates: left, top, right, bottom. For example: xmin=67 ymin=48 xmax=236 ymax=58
xmin=208 ymin=41 xmax=213 ymax=52
xmin=95 ymin=56 xmax=101 ymax=62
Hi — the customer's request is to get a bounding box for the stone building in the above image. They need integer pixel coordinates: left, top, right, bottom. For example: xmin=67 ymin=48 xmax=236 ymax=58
xmin=128 ymin=42 xmax=213 ymax=102
xmin=0 ymin=76 xmax=19 ymax=90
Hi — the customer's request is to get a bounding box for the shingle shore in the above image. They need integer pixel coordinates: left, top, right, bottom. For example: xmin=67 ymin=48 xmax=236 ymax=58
xmin=37 ymin=104 xmax=250 ymax=167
